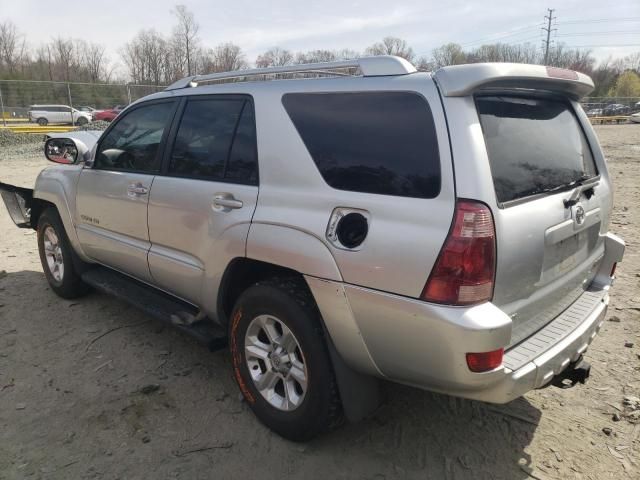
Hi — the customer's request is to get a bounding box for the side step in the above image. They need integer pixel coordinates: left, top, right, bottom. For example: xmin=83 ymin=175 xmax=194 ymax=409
xmin=81 ymin=266 xmax=227 ymax=351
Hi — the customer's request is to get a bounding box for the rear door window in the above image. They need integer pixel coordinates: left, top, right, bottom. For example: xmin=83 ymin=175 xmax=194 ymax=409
xmin=282 ymin=92 xmax=440 ymax=198
xmin=168 ymin=97 xmax=258 ymax=184
xmin=476 ymin=96 xmax=597 ymax=204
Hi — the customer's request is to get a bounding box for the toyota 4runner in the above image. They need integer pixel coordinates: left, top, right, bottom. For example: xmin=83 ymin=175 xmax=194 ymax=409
xmin=1 ymin=56 xmax=625 ymax=441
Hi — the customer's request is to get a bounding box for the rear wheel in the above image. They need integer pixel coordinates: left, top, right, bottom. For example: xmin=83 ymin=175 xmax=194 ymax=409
xmin=229 ymin=278 xmax=343 ymax=441
xmin=37 ymin=208 xmax=90 ymax=299
xmin=37 ymin=117 xmax=48 ymax=126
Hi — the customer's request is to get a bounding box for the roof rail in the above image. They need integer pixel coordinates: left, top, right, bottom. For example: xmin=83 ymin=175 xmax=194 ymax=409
xmin=165 ymin=55 xmax=417 ymax=90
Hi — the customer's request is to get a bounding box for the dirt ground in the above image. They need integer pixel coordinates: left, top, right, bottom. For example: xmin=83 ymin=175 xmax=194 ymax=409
xmin=0 ymin=125 xmax=639 ymax=480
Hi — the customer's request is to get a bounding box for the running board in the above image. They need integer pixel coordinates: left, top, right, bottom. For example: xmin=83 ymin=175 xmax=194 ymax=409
xmin=81 ymin=267 xmax=227 ymax=351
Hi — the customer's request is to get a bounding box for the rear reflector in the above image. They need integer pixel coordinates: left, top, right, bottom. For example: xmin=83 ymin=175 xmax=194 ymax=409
xmin=421 ymin=200 xmax=496 ymax=306
xmin=610 ymin=262 xmax=617 ymax=277
xmin=466 ymin=349 xmax=504 ymax=373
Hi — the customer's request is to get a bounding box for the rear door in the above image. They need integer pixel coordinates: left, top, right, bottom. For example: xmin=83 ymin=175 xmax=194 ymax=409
xmin=147 ymin=95 xmax=259 ymax=305
xmin=75 ymin=99 xmax=178 ymax=282
xmin=475 ymin=95 xmax=606 ymax=346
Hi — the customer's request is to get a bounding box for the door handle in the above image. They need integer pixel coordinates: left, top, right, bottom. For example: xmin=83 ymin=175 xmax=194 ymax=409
xmin=212 ymin=193 xmax=243 ymax=211
xmin=127 ymin=182 xmax=149 ymax=196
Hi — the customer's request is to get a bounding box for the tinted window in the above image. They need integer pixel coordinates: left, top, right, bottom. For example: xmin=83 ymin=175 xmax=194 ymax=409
xmin=96 ymin=101 xmax=175 ymax=172
xmin=477 ymin=96 xmax=598 ymax=204
xmin=282 ymin=92 xmax=440 ymax=198
xmin=226 ymin=102 xmax=258 ymax=184
xmin=169 ymin=98 xmax=258 ymax=184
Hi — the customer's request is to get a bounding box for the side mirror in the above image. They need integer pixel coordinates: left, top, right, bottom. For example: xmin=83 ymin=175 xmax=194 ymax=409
xmin=44 ymin=137 xmax=89 ymax=165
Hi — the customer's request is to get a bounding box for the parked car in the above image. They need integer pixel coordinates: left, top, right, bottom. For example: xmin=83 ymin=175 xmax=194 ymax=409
xmin=27 ymin=105 xmax=92 ymax=126
xmin=602 ymin=104 xmax=630 ymax=116
xmin=78 ymin=106 xmax=97 ymax=113
xmin=586 ymin=108 xmax=603 ymax=116
xmin=1 ymin=58 xmax=625 ymax=441
xmin=92 ymin=105 xmax=125 ymax=122
xmin=630 ymin=112 xmax=640 ymax=123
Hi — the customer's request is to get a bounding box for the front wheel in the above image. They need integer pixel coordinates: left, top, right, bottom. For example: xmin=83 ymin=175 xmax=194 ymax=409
xmin=37 ymin=208 xmax=90 ymax=299
xmin=37 ymin=117 xmax=48 ymax=126
xmin=76 ymin=117 xmax=88 ymax=126
xmin=229 ymin=278 xmax=343 ymax=441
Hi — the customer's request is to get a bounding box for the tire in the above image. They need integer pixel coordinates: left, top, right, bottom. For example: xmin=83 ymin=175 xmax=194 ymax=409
xmin=229 ymin=277 xmax=343 ymax=441
xmin=37 ymin=208 xmax=90 ymax=299
xmin=37 ymin=117 xmax=48 ymax=126
xmin=76 ymin=117 xmax=88 ymax=126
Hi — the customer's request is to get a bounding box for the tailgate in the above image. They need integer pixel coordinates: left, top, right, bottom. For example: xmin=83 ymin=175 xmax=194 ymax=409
xmin=0 ymin=182 xmax=34 ymax=228
xmin=476 ymin=95 xmax=606 ymax=346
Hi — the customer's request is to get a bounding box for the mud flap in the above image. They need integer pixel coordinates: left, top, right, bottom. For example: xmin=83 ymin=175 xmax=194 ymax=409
xmin=323 ymin=328 xmax=381 ymax=422
xmin=0 ymin=182 xmax=34 ymax=228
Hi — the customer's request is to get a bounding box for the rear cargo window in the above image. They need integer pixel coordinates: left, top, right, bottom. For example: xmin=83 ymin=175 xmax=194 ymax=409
xmin=282 ymin=92 xmax=440 ymax=198
xmin=476 ymin=96 xmax=597 ymax=204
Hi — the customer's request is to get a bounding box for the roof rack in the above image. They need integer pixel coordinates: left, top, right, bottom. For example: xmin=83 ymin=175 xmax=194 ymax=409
xmin=165 ymin=55 xmax=417 ymax=90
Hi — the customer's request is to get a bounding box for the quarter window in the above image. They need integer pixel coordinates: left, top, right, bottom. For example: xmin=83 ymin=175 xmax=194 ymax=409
xmin=95 ymin=101 xmax=175 ymax=172
xmin=282 ymin=92 xmax=441 ymax=198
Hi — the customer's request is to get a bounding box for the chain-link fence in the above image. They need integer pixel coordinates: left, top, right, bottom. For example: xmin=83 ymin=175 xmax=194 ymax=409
xmin=581 ymin=97 xmax=640 ymax=116
xmin=0 ymin=80 xmax=166 ymax=124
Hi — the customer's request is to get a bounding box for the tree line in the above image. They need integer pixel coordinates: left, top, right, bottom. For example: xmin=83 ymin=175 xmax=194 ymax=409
xmin=1 ymin=5 xmax=639 ymax=98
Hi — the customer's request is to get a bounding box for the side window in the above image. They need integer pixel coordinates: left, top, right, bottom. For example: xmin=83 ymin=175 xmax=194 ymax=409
xmin=95 ymin=101 xmax=175 ymax=172
xmin=225 ymin=102 xmax=258 ymax=184
xmin=168 ymin=97 xmax=258 ymax=184
xmin=282 ymin=92 xmax=441 ymax=198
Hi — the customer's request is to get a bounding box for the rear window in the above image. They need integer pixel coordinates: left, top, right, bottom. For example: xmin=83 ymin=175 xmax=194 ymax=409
xmin=282 ymin=92 xmax=440 ymax=198
xmin=477 ymin=96 xmax=597 ymax=204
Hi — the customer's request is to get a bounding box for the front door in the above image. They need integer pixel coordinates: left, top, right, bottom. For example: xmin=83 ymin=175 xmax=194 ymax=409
xmin=76 ymin=99 xmax=178 ymax=282
xmin=147 ymin=95 xmax=259 ymax=305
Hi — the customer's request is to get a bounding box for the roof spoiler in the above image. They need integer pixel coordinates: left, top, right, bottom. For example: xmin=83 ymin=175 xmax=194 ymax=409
xmin=433 ymin=63 xmax=594 ymax=99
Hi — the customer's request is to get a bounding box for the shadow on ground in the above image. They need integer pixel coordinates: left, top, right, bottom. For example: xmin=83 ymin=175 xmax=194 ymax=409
xmin=0 ymin=270 xmax=540 ymax=479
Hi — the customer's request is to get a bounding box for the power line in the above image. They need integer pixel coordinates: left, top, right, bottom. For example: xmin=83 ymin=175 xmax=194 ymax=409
xmin=566 ymin=43 xmax=640 ymax=48
xmin=557 ymin=17 xmax=640 ymax=25
xmin=542 ymin=8 xmax=557 ymax=64
xmin=460 ymin=24 xmax=542 ymax=47
xmin=556 ymin=30 xmax=640 ymax=37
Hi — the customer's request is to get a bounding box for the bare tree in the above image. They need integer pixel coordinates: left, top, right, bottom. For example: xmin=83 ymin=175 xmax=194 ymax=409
xmin=256 ymin=47 xmax=294 ymax=68
xmin=431 ymin=43 xmax=466 ymax=68
xmin=295 ymin=49 xmax=338 ymax=64
xmin=0 ymin=21 xmax=27 ymax=73
xmin=365 ymin=37 xmax=414 ymax=61
xmin=171 ymin=4 xmax=199 ymax=76
xmin=81 ymin=42 xmax=107 ymax=83
xmin=208 ymin=43 xmax=248 ymax=72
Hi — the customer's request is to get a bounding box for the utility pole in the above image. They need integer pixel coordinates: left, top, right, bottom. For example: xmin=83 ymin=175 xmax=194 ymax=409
xmin=542 ymin=8 xmax=556 ymax=65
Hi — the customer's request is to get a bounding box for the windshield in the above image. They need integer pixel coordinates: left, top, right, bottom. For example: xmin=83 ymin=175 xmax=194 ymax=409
xmin=477 ymin=96 xmax=598 ymax=203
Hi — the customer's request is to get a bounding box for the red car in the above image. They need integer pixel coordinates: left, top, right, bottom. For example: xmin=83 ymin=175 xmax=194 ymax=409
xmin=93 ymin=105 xmax=125 ymax=122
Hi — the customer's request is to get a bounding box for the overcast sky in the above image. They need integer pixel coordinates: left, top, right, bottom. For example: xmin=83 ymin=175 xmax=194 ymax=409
xmin=1 ymin=0 xmax=639 ymax=74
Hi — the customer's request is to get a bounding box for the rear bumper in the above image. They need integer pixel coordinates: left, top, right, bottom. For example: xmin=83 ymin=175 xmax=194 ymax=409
xmin=307 ymin=232 xmax=625 ymax=404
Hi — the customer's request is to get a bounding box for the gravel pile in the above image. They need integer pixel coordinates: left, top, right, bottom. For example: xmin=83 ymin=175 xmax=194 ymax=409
xmin=0 ymin=129 xmax=41 ymax=148
xmin=76 ymin=121 xmax=110 ymax=131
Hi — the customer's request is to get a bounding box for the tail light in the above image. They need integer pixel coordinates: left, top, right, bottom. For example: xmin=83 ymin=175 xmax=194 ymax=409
xmin=610 ymin=262 xmax=617 ymax=277
xmin=421 ymin=200 xmax=496 ymax=306
xmin=466 ymin=349 xmax=504 ymax=372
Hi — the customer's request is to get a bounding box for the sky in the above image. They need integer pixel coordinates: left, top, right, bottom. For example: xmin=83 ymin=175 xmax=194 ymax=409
xmin=1 ymin=0 xmax=639 ymax=75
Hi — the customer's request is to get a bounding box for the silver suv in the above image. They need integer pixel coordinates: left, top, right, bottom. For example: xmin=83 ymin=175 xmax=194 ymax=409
xmin=1 ymin=57 xmax=625 ymax=441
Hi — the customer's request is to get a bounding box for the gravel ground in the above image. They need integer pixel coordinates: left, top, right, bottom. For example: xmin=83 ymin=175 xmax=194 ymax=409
xmin=0 ymin=125 xmax=638 ymax=479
